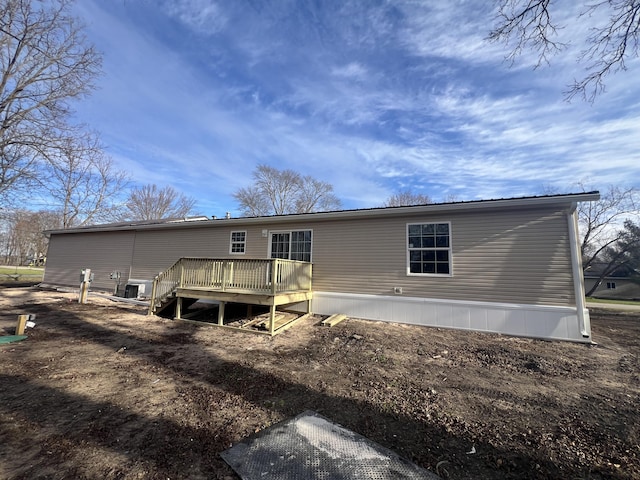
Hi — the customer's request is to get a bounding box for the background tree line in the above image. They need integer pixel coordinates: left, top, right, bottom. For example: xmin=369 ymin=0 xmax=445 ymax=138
xmin=0 ymin=182 xmax=198 ymax=265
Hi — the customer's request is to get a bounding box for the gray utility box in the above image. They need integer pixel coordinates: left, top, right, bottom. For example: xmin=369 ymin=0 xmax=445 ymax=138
xmin=123 ymin=279 xmax=153 ymax=299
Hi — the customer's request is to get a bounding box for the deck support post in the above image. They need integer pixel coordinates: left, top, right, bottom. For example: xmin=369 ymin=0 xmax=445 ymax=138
xmin=269 ymin=304 xmax=276 ymax=335
xmin=218 ymin=301 xmax=226 ymax=325
xmin=175 ymin=297 xmax=182 ymax=320
xmin=247 ymin=304 xmax=253 ymax=318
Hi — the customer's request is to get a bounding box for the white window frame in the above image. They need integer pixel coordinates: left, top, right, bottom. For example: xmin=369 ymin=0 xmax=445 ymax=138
xmin=267 ymin=229 xmax=313 ymax=262
xmin=406 ymin=221 xmax=452 ymax=277
xmin=229 ymin=230 xmax=247 ymax=254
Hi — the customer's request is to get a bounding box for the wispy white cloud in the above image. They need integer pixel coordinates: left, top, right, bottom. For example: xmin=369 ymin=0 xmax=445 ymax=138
xmin=160 ymin=0 xmax=227 ymax=34
xmin=331 ymin=62 xmax=368 ymax=79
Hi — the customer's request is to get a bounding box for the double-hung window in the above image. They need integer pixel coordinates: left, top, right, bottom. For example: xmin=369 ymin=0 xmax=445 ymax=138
xmin=229 ymin=231 xmax=246 ymax=254
xmin=407 ymin=222 xmax=451 ymax=275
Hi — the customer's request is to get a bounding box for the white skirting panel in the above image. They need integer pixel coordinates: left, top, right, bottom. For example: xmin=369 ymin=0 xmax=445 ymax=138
xmin=311 ymin=291 xmax=592 ymax=343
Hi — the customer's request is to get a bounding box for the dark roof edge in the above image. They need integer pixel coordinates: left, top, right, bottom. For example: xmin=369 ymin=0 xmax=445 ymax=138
xmin=46 ymin=191 xmax=600 ymax=235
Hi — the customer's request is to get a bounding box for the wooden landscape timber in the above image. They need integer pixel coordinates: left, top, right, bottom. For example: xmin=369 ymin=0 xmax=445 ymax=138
xmin=321 ymin=314 xmax=347 ymax=327
xmin=15 ymin=315 xmax=28 ymax=335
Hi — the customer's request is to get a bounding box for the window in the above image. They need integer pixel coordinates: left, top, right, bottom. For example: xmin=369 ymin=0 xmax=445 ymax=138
xmin=230 ymin=231 xmax=246 ymax=254
xmin=290 ymin=230 xmax=312 ymax=262
xmin=407 ymin=222 xmax=451 ymax=275
xmin=270 ymin=230 xmax=312 ymax=262
xmin=607 ymin=282 xmax=616 ymax=289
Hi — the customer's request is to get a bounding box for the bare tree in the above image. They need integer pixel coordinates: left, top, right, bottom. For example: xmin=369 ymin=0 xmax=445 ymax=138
xmin=543 ymin=182 xmax=639 ymax=294
xmin=585 ymin=220 xmax=640 ymax=296
xmin=43 ymin=136 xmax=129 ymax=228
xmin=30 ymin=210 xmax=61 ymax=261
xmin=578 ymin=185 xmax=639 ymax=269
xmin=576 ymin=184 xmax=639 ymax=296
xmin=124 ymin=184 xmax=197 ymax=221
xmin=233 ymin=185 xmax=271 ymax=217
xmin=489 ymin=0 xmax=640 ymax=101
xmin=296 ymin=176 xmax=342 ymax=213
xmin=383 ymin=190 xmax=433 ymax=207
xmin=0 ymin=0 xmax=101 ymax=203
xmin=0 ymin=210 xmax=30 ymax=264
xmin=234 ymin=164 xmax=341 ymax=216
xmin=0 ymin=209 xmax=59 ymax=264
xmin=442 ymin=194 xmax=461 ymax=203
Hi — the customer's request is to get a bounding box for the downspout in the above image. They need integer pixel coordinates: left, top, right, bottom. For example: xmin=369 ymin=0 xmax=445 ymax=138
xmin=567 ymin=203 xmax=591 ymax=339
xmin=129 ymin=231 xmax=137 ymax=282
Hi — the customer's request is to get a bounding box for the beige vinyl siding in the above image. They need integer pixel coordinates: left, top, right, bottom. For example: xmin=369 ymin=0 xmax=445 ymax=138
xmin=309 ymin=206 xmax=574 ymax=306
xmin=132 ymin=228 xmax=226 ymax=279
xmin=43 ymin=231 xmax=135 ymax=291
xmin=129 ymin=225 xmax=273 ymax=279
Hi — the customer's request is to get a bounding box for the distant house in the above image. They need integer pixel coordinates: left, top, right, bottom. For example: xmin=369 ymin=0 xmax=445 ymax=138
xmin=43 ymin=192 xmax=599 ymax=342
xmin=584 ymin=263 xmax=640 ymax=301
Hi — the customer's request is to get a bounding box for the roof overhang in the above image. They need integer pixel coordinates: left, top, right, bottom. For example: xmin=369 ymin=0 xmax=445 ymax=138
xmin=46 ymin=191 xmax=601 ymax=235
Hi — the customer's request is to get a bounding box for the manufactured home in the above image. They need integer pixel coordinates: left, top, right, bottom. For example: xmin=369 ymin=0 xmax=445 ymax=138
xmin=43 ymin=192 xmax=600 ymax=342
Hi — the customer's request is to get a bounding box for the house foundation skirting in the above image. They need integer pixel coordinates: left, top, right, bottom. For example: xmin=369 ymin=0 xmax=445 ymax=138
xmin=310 ymin=292 xmax=592 ymax=343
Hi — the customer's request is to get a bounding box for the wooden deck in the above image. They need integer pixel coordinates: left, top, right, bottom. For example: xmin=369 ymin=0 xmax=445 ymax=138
xmin=148 ymin=257 xmax=313 ymax=335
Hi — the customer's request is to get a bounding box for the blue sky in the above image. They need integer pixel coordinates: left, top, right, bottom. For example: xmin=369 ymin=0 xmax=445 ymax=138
xmin=70 ymin=1 xmax=640 ymax=216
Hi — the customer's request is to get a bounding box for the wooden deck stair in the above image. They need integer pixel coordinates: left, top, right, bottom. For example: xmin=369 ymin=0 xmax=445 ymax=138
xmin=148 ymin=257 xmax=313 ymax=335
xmin=153 ymin=296 xmax=198 ymax=319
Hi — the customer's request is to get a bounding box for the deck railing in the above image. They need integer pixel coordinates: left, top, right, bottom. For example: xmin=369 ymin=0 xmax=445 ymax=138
xmin=149 ymin=257 xmax=312 ymax=313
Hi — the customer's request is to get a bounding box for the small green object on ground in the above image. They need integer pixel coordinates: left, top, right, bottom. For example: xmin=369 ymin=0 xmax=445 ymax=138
xmin=0 ymin=335 xmax=27 ymax=344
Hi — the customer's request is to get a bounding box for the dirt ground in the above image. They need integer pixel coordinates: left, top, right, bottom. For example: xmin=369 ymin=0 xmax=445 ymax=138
xmin=0 ymin=285 xmax=638 ymax=480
